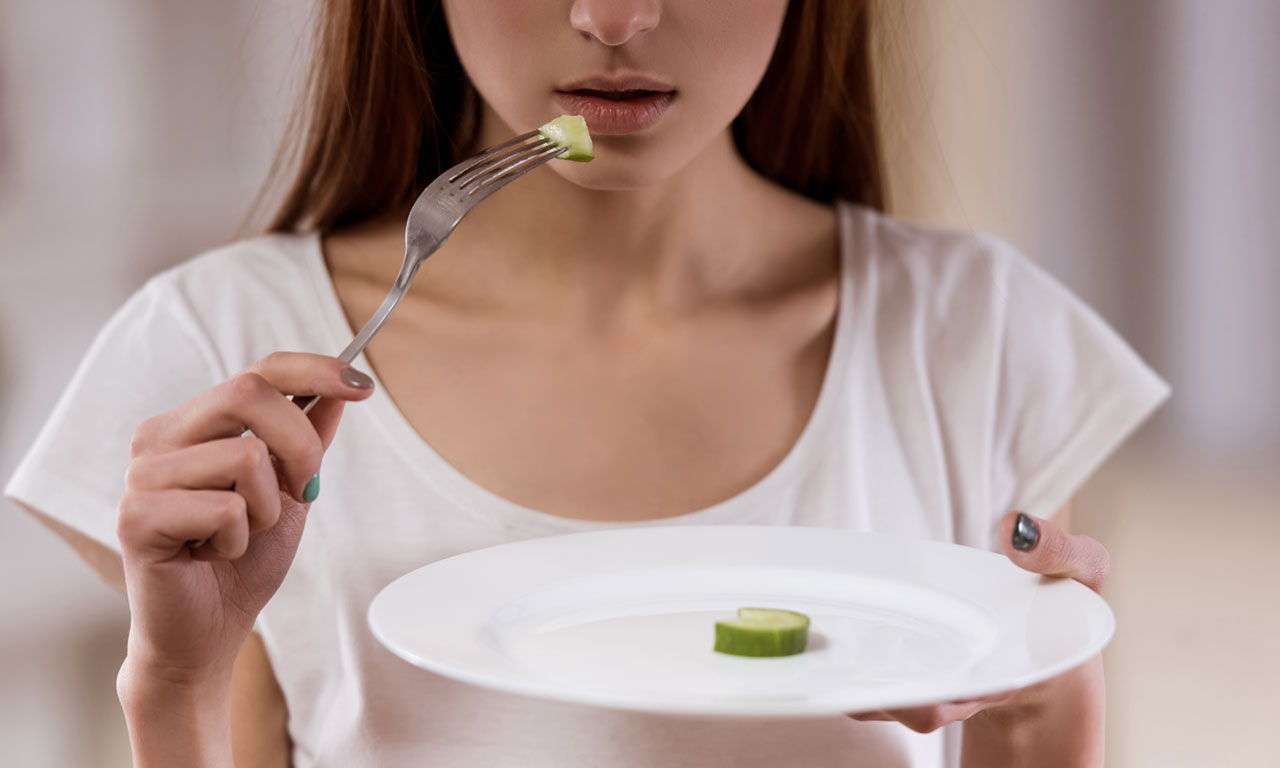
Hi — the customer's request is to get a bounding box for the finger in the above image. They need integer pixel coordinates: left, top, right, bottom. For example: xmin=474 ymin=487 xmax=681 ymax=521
xmin=125 ymin=437 xmax=282 ymax=533
xmin=117 ymin=489 xmax=251 ymax=562
xmin=847 ymin=710 xmax=894 ymax=722
xmin=160 ymin=374 xmax=325 ymax=500
xmin=227 ymin=493 xmax=312 ymax=583
xmin=848 ymin=702 xmax=991 ymax=734
xmin=307 ymin=397 xmax=348 ymax=452
xmin=213 ymin=354 xmax=372 ymax=494
xmin=243 ymin=351 xmax=375 ymax=401
xmin=131 ymin=351 xmax=372 ymax=454
xmin=893 ymin=702 xmax=991 ymax=733
xmin=1000 ymin=511 xmax=1110 ymax=593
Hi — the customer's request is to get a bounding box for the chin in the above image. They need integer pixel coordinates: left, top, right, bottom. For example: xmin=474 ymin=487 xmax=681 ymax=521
xmin=549 ymin=167 xmax=667 ymax=192
xmin=544 ymin=147 xmax=695 ymax=192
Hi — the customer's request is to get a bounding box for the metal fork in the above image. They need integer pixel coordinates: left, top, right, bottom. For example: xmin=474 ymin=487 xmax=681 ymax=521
xmin=188 ymin=133 xmax=559 ymax=549
xmin=293 ymin=130 xmax=563 ymax=414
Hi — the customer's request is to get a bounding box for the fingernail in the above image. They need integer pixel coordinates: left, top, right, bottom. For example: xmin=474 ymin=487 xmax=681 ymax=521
xmin=1012 ymin=512 xmax=1040 ymax=551
xmin=340 ymin=367 xmax=373 ymax=389
xmin=302 ymin=473 xmax=321 ymax=503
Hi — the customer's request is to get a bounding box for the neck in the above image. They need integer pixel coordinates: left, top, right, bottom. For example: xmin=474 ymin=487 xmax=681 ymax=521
xmin=442 ymin=104 xmax=787 ymax=316
xmin=335 ymin=118 xmax=831 ymax=324
xmin=463 ymin=142 xmax=743 ymax=302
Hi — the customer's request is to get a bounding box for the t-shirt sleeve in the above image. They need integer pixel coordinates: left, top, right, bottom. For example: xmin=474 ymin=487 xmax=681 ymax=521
xmin=4 ymin=277 xmax=227 ymax=553
xmin=988 ymin=249 xmax=1170 ymax=531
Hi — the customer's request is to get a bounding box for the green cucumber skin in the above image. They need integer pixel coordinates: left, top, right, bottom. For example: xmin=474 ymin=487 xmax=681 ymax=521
xmin=713 ymin=621 xmax=809 ymax=657
xmin=555 ymin=146 xmax=593 ymax=163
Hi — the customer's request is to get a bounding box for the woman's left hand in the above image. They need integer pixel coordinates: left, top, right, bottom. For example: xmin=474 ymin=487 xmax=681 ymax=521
xmin=846 ymin=509 xmax=1110 ymax=735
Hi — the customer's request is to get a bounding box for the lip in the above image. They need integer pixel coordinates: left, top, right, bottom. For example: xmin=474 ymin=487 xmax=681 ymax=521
xmin=555 ymin=73 xmax=676 ymax=136
xmin=558 ymin=73 xmax=675 ymax=93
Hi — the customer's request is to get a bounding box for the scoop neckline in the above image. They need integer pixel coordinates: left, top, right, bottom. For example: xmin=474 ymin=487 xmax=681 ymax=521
xmin=302 ymin=202 xmax=864 ymax=533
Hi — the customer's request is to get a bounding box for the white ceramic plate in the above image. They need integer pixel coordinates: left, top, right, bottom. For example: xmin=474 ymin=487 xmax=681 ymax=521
xmin=368 ymin=525 xmax=1113 ymax=717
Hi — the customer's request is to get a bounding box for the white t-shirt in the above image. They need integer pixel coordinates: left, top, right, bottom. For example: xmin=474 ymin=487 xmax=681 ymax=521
xmin=6 ymin=202 xmax=1169 ymax=767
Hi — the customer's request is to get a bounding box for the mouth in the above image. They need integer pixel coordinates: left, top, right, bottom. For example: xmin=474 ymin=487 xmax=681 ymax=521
xmin=555 ymin=75 xmax=676 ymax=136
xmin=568 ymin=88 xmax=665 ymax=102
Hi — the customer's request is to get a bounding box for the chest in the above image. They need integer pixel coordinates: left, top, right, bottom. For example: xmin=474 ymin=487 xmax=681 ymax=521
xmin=335 ymin=285 xmax=838 ymax=521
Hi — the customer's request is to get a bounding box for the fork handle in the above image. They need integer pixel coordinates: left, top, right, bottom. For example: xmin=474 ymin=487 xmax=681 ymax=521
xmin=293 ymin=254 xmax=424 ymax=415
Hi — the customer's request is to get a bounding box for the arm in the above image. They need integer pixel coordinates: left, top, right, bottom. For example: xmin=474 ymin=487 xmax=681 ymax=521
xmin=115 ymin=635 xmax=293 ymax=768
xmin=231 ymin=634 xmax=292 ymax=768
xmin=24 ymin=505 xmax=294 ymax=767
xmin=848 ymin=500 xmax=1109 ymax=766
xmin=960 ymin=501 xmax=1106 ymax=767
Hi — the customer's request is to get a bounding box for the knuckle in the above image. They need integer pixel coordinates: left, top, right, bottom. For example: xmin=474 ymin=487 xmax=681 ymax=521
xmin=129 ymin=417 xmax=163 ymax=458
xmin=928 ymin=713 xmax=955 ymax=733
xmin=900 ymin=717 xmax=935 ymax=734
xmin=213 ymin=492 xmax=248 ymax=531
xmin=297 ymin=435 xmax=324 ymax=476
xmin=237 ymin=436 xmax=272 ymax=475
xmin=254 ymin=351 xmax=297 ymax=379
xmin=261 ymin=350 xmax=292 ymax=369
xmin=275 ymin=432 xmax=322 ymax=482
xmin=226 ymin=372 xmax=273 ymax=403
xmin=917 ymin=713 xmax=949 ymax=734
xmin=123 ymin=456 xmax=150 ymax=490
xmin=256 ymin=492 xmax=283 ymax=530
xmin=115 ymin=492 xmax=149 ymax=546
xmin=887 ymin=707 xmax=950 ymax=734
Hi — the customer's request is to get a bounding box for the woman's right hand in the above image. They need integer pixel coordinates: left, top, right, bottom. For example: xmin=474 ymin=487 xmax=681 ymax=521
xmin=115 ymin=352 xmax=374 ymax=693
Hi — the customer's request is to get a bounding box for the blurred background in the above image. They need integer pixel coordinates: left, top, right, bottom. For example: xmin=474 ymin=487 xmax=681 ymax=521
xmin=1 ymin=1 xmax=1276 ymax=765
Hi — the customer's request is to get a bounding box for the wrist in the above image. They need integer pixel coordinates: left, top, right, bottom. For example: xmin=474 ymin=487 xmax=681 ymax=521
xmin=117 ymin=658 xmax=236 ymax=768
xmin=117 ymin=656 xmax=233 ymax=708
xmin=978 ymin=679 xmax=1052 ymax=726
xmin=961 ymin=657 xmax=1105 ymax=768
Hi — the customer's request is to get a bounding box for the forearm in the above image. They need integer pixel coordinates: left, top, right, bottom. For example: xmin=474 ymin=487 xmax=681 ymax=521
xmin=961 ymin=656 xmax=1105 ymax=767
xmin=118 ymin=660 xmax=236 ymax=768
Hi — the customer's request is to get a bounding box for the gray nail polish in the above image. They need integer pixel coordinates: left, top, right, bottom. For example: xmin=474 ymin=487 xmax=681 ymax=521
xmin=1012 ymin=512 xmax=1040 ymax=551
xmin=341 ymin=367 xmax=373 ymax=389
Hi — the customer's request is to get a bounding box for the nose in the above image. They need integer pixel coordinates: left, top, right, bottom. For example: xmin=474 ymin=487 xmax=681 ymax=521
xmin=569 ymin=0 xmax=661 ymax=47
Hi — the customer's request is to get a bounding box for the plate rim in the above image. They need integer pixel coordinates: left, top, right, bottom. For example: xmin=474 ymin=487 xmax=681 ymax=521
xmin=367 ymin=525 xmax=1115 ymax=717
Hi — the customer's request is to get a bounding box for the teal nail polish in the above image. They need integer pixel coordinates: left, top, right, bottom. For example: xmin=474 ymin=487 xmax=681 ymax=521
xmin=303 ymin=473 xmax=321 ymax=503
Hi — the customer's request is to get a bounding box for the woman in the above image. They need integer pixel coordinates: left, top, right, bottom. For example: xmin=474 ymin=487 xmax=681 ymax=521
xmin=6 ymin=1 xmax=1167 ymax=765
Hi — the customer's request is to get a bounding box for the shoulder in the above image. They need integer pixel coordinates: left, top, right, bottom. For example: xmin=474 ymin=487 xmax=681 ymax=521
xmin=834 ymin=204 xmax=1098 ymax=367
xmin=137 ymin=232 xmax=332 ymax=369
xmin=840 ymin=203 xmax=1029 ymax=294
xmin=836 ymin=203 xmax=1076 ymax=329
xmin=146 ymin=232 xmax=322 ymax=309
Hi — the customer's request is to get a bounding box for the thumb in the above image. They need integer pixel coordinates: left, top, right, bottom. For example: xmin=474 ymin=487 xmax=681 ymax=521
xmin=229 ymin=490 xmax=311 ymax=608
xmin=307 ymin=397 xmax=348 ymax=451
xmin=999 ymin=511 xmax=1110 ymax=593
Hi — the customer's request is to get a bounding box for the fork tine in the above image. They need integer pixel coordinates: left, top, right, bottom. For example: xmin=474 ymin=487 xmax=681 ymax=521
xmin=446 ymin=130 xmax=543 ymax=184
xmin=300 ymin=128 xmax=574 ymax=424
xmin=449 ymin=138 xmax=554 ymax=191
xmin=461 ymin=141 xmax=561 ymax=191
xmin=450 ymin=136 xmax=550 ymax=189
xmin=464 ymin=144 xmax=564 ymax=197
xmin=452 ymin=138 xmax=555 ymax=190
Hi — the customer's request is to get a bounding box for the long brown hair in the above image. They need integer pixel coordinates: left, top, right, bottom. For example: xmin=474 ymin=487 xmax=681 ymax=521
xmin=263 ymin=0 xmax=885 ymax=234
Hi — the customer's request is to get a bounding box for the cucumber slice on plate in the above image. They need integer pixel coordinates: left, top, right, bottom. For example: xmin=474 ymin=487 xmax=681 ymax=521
xmin=538 ymin=115 xmax=594 ymax=162
xmin=714 ymin=607 xmax=810 ymax=657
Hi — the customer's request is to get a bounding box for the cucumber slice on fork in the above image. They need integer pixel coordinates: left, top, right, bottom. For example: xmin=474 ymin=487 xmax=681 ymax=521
xmin=538 ymin=115 xmax=594 ymax=162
